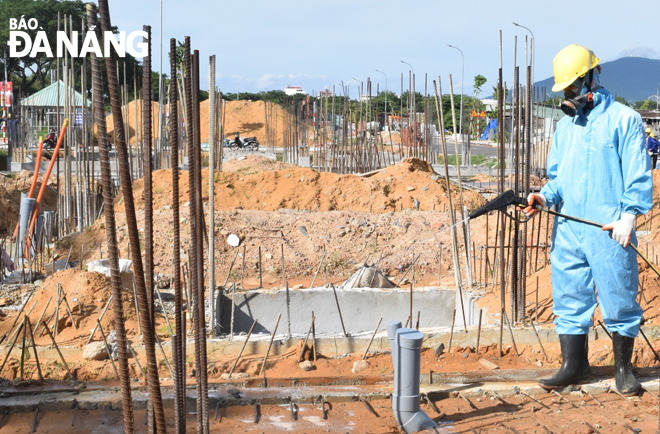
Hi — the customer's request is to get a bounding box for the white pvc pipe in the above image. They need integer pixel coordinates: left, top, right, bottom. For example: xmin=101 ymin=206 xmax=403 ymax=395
xmin=388 ymin=322 xmax=438 ymax=433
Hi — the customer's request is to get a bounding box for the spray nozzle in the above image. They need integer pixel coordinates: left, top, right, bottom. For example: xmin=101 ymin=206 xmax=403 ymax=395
xmin=468 ymin=189 xmax=531 ymax=221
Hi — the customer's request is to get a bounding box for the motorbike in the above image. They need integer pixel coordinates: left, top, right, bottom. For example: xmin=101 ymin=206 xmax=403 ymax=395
xmin=43 ymin=129 xmax=57 ymax=150
xmin=225 ymin=135 xmax=259 ymax=151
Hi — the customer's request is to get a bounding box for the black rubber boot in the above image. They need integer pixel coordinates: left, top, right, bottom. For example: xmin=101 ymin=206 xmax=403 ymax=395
xmin=539 ymin=334 xmax=590 ymax=389
xmin=613 ymin=332 xmax=640 ymax=396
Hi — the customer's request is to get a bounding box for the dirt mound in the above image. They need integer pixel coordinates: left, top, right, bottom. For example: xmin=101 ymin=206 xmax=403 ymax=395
xmin=221 ymin=155 xmax=295 ymax=175
xmin=117 ymin=158 xmax=485 ymax=214
xmin=102 ymin=100 xmax=161 ymax=145
xmin=0 ymin=269 xmax=140 ymax=353
xmin=503 ymin=174 xmax=544 ymax=187
xmin=98 ymin=99 xmax=287 ymax=147
xmin=379 ymin=130 xmax=401 ymax=145
xmin=471 ymin=173 xmax=494 ymax=183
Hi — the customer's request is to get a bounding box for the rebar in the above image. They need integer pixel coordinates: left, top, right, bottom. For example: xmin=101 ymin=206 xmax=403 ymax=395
xmin=259 ymin=313 xmax=281 ymax=376
xmin=170 ymin=36 xmax=186 ymax=434
xmin=97 ymin=320 xmax=119 ymax=380
xmin=142 ymin=26 xmax=154 ymax=326
xmin=87 ymin=5 xmax=134 ymax=432
xmin=41 ymin=319 xmax=72 ymax=380
xmin=228 ymin=318 xmax=258 ymax=378
xmin=208 ymin=55 xmax=216 ymax=336
xmin=97 ymin=2 xmax=166 ymax=432
xmin=362 ymin=317 xmax=382 ymax=360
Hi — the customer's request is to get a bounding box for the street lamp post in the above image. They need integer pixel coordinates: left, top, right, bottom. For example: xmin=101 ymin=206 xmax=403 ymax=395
xmin=513 ymin=23 xmax=535 ymax=91
xmin=375 ymin=69 xmax=388 ymax=128
xmin=157 ymin=0 xmax=163 ymax=163
xmin=352 ymin=78 xmax=362 ymax=100
xmin=447 ymin=45 xmax=464 ymax=149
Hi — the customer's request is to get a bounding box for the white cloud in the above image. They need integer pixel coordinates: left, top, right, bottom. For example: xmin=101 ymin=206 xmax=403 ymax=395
xmin=618 ymin=45 xmax=660 ymax=59
xmin=228 ymin=73 xmax=328 ymax=91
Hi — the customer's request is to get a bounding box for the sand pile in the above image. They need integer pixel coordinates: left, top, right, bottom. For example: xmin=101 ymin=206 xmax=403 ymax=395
xmin=117 ymin=158 xmax=484 ymax=214
xmin=379 ymin=130 xmax=402 ymax=145
xmin=99 ymin=99 xmax=287 ymax=147
xmin=221 ymin=155 xmax=295 ymax=175
xmin=24 ymin=269 xmax=138 ymax=344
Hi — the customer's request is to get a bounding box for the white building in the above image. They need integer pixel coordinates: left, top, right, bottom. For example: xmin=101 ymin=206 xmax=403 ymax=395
xmin=284 ymin=86 xmax=306 ymax=96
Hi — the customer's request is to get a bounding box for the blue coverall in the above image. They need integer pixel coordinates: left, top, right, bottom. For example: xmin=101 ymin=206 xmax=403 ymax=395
xmin=540 ymin=88 xmax=652 ymax=338
xmin=647 ymin=135 xmax=660 ymax=169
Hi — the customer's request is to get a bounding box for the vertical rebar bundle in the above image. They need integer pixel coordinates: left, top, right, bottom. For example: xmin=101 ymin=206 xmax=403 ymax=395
xmin=169 ymin=37 xmax=185 ymax=434
xmin=141 ymin=25 xmax=156 ymax=433
xmin=192 ymin=49 xmax=209 ymax=434
xmin=97 ymin=1 xmax=166 ymax=433
xmin=86 ymin=5 xmax=134 ymax=434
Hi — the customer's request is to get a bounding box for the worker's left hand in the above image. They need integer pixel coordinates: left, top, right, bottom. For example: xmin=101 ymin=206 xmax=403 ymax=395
xmin=602 ymin=212 xmax=636 ymax=248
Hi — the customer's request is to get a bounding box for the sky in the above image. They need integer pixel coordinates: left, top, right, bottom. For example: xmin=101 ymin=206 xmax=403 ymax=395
xmin=106 ymin=0 xmax=659 ymax=98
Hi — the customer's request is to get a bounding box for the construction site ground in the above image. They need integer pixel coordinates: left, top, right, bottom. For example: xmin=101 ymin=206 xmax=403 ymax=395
xmin=2 ymin=156 xmax=660 ymax=432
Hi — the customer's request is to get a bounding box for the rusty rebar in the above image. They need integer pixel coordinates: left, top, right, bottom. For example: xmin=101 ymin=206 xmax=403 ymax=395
xmin=97 ymin=320 xmax=119 ymax=380
xmin=170 ymin=36 xmax=185 ymax=434
xmin=141 ymin=25 xmax=156 ymax=433
xmin=192 ymin=50 xmax=209 ymax=433
xmin=183 ymin=37 xmax=204 ymax=434
xmin=41 ymin=320 xmax=72 ymax=380
xmin=142 ymin=26 xmax=154 ymax=326
xmin=362 ymin=317 xmax=382 ymax=360
xmin=25 ymin=318 xmax=43 ymax=381
xmin=97 ymin=2 xmax=166 ymax=432
xmin=259 ymin=314 xmax=281 ymax=376
xmin=228 ymin=318 xmax=258 ymax=378
xmin=87 ymin=4 xmax=134 ymax=432
xmin=0 ymin=321 xmax=23 ymax=373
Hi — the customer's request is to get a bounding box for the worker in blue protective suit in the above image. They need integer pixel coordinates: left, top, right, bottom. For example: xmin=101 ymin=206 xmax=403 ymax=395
xmin=645 ymin=128 xmax=659 ymax=169
xmin=523 ymin=45 xmax=652 ymax=396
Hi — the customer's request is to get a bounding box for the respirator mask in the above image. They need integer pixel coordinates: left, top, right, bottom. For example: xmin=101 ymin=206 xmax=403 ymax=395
xmin=561 ymin=64 xmax=601 ymax=118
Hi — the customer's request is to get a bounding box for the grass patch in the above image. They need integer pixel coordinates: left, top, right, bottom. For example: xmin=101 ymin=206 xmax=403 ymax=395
xmin=438 ymin=153 xmax=498 ymax=168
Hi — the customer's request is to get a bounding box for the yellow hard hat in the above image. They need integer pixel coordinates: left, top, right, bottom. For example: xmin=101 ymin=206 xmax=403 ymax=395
xmin=653 ymin=133 xmax=656 ymax=138
xmin=552 ymin=45 xmax=601 ymax=92
xmin=646 ymin=127 xmax=653 ymax=134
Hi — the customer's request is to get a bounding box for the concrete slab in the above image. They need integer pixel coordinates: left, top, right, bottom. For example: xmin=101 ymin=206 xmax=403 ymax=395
xmin=216 ymin=286 xmax=457 ymax=335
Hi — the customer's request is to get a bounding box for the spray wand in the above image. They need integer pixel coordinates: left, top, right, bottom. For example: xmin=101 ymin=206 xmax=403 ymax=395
xmin=469 ymin=190 xmax=660 ymax=279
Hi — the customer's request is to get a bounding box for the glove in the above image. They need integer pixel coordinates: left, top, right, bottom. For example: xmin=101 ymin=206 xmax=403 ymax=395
xmin=601 ymin=212 xmax=636 ymax=248
xmin=522 ymin=193 xmax=546 ymax=217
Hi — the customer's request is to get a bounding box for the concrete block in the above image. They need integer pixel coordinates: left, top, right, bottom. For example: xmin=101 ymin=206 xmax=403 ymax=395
xmin=217 ymin=287 xmax=457 ymax=335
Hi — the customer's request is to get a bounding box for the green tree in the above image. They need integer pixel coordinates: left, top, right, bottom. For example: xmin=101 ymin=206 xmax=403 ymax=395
xmin=614 ymin=95 xmax=631 ymax=107
xmin=473 ymin=75 xmax=487 ymax=96
xmin=0 ymin=0 xmax=87 ymax=92
xmin=634 ymin=99 xmax=655 ymax=110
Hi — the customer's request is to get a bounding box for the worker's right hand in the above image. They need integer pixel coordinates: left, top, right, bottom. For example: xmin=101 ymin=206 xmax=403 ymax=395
xmin=523 ymin=193 xmax=546 ymax=217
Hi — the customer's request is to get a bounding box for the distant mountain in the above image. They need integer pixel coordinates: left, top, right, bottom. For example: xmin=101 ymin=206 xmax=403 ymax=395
xmin=535 ymin=57 xmax=660 ymax=103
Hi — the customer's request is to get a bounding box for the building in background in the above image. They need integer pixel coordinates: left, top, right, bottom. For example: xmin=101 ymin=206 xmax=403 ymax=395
xmin=284 ymin=86 xmax=306 ymax=96
xmin=637 ymin=109 xmax=660 ymax=132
